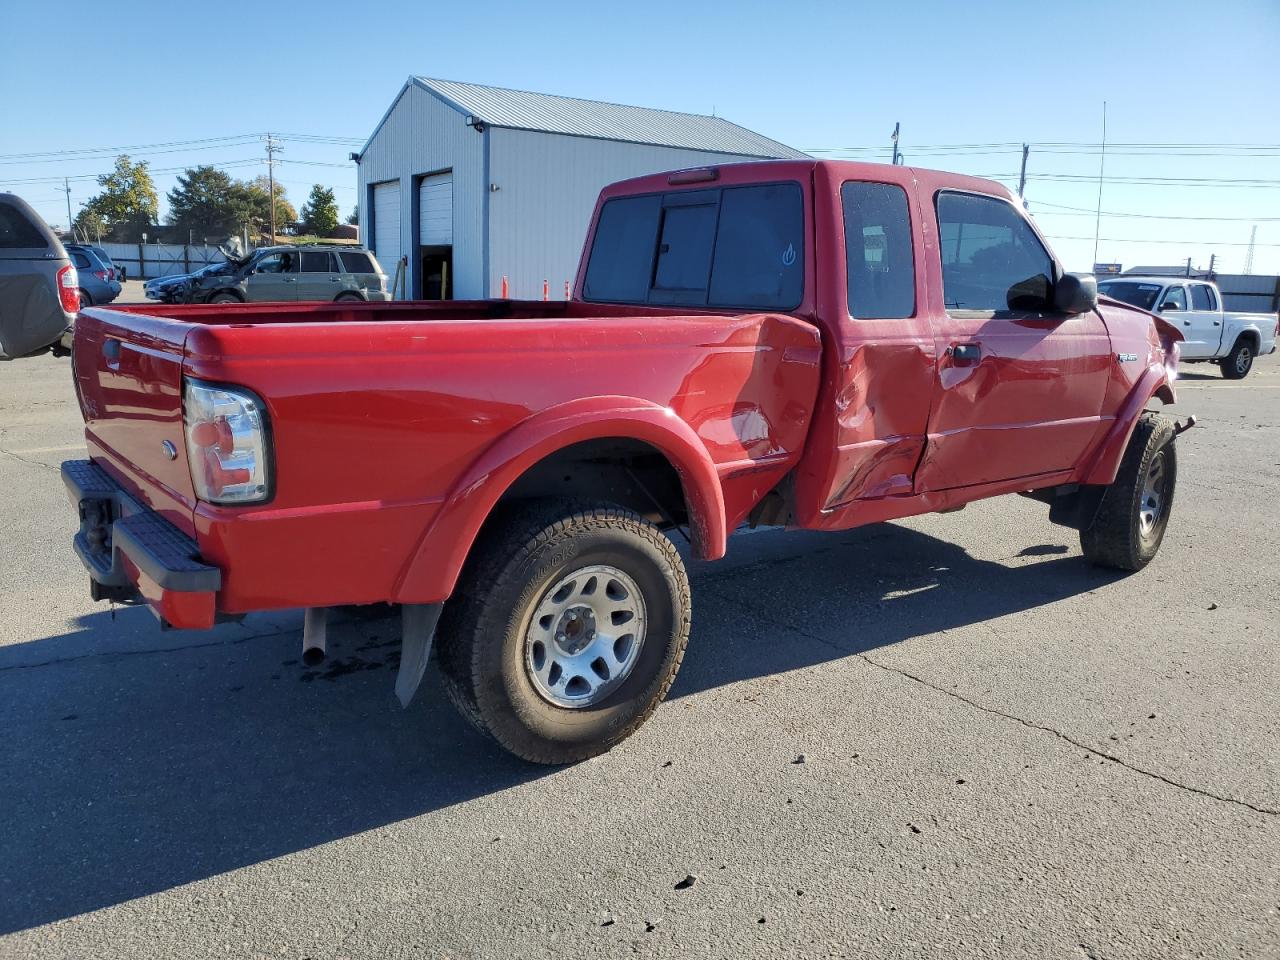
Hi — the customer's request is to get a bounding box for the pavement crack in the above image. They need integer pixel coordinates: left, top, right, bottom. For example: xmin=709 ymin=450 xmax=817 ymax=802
xmin=0 ymin=446 xmax=58 ymax=473
xmin=708 ymin=584 xmax=1280 ymax=819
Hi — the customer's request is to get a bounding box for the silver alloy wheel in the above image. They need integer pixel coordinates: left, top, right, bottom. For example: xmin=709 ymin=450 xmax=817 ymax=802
xmin=524 ymin=564 xmax=647 ymax=708
xmin=1236 ymin=346 xmax=1252 ymax=375
xmin=1138 ymin=451 xmax=1167 ymax=540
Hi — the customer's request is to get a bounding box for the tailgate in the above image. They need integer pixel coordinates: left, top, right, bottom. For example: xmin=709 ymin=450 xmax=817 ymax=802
xmin=73 ymin=307 xmax=198 ymax=535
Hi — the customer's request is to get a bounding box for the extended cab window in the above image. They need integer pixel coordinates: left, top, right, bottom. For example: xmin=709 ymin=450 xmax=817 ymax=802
xmin=937 ymin=192 xmax=1053 ymax=313
xmin=842 ymin=182 xmax=914 ymax=318
xmin=583 ymin=182 xmax=803 ymax=309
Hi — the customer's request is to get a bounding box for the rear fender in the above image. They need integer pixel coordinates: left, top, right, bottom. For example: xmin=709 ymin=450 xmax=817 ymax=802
xmin=1080 ymin=363 xmax=1175 ymax=486
xmin=393 ymin=396 xmax=726 ymax=604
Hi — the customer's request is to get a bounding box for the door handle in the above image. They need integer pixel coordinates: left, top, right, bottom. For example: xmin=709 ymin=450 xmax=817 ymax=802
xmin=1183 ymin=319 xmax=1191 ymax=326
xmin=328 ymin=277 xmax=340 ymax=282
xmin=1213 ymin=320 xmax=1221 ymax=326
xmin=947 ymin=343 xmax=981 ymax=363
xmin=284 ymin=277 xmax=296 ymax=283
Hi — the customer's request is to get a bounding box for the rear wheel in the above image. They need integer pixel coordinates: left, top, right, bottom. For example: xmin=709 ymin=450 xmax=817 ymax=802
xmin=209 ymin=291 xmax=242 ymax=304
xmin=335 ymin=292 xmax=363 ymax=302
xmin=1218 ymin=338 xmax=1254 ymax=379
xmin=78 ymin=290 xmax=91 ymax=309
xmin=1080 ymin=413 xmax=1176 ymax=571
xmin=436 ymin=500 xmax=691 ymax=764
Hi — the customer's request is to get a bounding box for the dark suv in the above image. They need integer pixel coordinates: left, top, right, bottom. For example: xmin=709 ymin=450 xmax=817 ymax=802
xmin=65 ymin=244 xmax=122 ymax=308
xmin=192 ymin=245 xmax=389 ymax=304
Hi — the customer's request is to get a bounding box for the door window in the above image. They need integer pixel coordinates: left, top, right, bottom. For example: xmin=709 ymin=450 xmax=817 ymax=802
xmin=1160 ymin=286 xmax=1187 ymax=311
xmin=936 ymin=192 xmax=1054 ymax=313
xmin=1191 ymin=284 xmax=1216 ymax=310
xmin=254 ymin=251 xmax=297 ymax=274
xmin=842 ymin=181 xmax=915 ymax=318
xmin=300 ymin=251 xmax=336 ymax=273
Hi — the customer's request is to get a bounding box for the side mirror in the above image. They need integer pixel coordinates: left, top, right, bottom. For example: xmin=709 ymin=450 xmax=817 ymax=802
xmin=1054 ymin=272 xmax=1098 ymax=315
xmin=1158 ymin=300 xmax=1180 ymax=312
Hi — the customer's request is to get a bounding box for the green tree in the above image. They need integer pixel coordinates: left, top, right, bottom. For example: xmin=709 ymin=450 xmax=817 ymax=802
xmin=301 ymin=185 xmax=339 ymax=236
xmin=166 ymin=165 xmax=242 ymax=238
xmin=243 ymin=175 xmax=296 ymax=238
xmin=347 ymin=205 xmax=359 ymax=226
xmin=77 ymin=155 xmax=158 ymax=240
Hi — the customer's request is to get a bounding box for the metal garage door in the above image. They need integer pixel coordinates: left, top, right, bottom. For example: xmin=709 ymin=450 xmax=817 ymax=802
xmin=418 ymin=173 xmax=453 ymax=246
xmin=373 ymin=181 xmax=401 ymax=280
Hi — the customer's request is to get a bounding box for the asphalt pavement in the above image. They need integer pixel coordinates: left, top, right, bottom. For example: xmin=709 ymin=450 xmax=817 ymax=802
xmin=0 ymin=353 xmax=1276 ymax=959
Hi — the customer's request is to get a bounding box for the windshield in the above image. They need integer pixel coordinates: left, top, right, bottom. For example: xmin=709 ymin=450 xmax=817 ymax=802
xmin=1098 ymin=281 xmax=1162 ymax=311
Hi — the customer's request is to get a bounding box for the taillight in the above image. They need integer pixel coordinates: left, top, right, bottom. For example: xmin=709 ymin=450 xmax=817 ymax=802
xmin=183 ymin=379 xmax=271 ymax=504
xmin=57 ymin=264 xmax=79 ymax=313
xmin=94 ymin=270 xmax=109 ymax=282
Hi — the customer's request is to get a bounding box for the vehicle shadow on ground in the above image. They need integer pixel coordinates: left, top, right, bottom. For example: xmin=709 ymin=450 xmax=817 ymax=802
xmin=0 ymin=522 xmax=1122 ymax=934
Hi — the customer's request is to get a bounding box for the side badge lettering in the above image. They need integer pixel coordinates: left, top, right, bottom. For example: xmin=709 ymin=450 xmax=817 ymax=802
xmin=1116 ymin=353 xmax=1139 ymax=363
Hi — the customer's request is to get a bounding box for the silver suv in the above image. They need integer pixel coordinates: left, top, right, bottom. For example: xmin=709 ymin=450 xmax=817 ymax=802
xmin=0 ymin=193 xmax=78 ymax=359
xmin=193 ymin=245 xmax=389 ymax=304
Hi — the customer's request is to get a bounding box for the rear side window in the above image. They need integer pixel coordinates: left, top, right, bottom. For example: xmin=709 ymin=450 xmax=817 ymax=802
xmin=1191 ymin=284 xmax=1216 ymax=310
xmin=937 ymin=192 xmax=1054 ymax=313
xmin=339 ymin=251 xmax=378 ymax=274
xmin=842 ymin=182 xmax=915 ymax=318
xmin=72 ymin=251 xmax=92 ymax=269
xmin=301 ymin=251 xmax=336 ymax=273
xmin=584 ymin=182 xmax=804 ymax=310
xmin=0 ymin=202 xmax=48 ymax=249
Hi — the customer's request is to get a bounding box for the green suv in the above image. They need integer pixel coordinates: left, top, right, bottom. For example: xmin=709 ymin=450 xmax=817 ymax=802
xmin=194 ymin=245 xmax=390 ymax=304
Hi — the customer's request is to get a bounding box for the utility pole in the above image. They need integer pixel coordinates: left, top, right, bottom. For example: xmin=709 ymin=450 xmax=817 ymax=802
xmin=1243 ymin=225 xmax=1257 ymax=275
xmin=1017 ymin=143 xmax=1030 ymax=199
xmin=1092 ymin=101 xmax=1107 ymax=267
xmin=891 ymin=122 xmax=902 ymax=166
xmin=1185 ymin=257 xmax=1192 ymax=278
xmin=265 ymin=133 xmax=282 ymax=242
xmin=1208 ymin=253 xmax=1216 ymax=278
xmin=60 ymin=178 xmax=73 ymax=239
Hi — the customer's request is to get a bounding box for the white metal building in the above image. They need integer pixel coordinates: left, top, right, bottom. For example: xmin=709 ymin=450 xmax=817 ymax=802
xmin=355 ymin=77 xmax=807 ymax=300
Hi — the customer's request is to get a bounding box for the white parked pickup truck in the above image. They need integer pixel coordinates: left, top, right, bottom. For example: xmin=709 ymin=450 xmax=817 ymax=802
xmin=1098 ymin=276 xmax=1278 ymax=379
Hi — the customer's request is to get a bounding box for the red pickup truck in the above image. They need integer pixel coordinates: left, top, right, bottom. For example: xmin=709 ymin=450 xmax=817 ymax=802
xmin=63 ymin=160 xmax=1189 ymax=763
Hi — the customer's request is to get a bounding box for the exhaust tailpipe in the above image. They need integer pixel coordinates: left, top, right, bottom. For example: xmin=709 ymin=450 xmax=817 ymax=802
xmin=302 ymin=607 xmax=328 ymax=666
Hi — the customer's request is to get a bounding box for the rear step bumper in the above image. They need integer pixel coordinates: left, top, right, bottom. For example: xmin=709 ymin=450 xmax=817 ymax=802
xmin=62 ymin=460 xmax=221 ymax=629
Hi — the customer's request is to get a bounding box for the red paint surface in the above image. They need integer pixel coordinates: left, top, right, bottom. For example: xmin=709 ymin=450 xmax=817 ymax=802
xmin=72 ymin=160 xmax=1177 ymax=622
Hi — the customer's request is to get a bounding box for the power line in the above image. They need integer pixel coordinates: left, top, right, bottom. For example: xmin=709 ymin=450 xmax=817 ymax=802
xmin=1028 ymin=200 xmax=1280 ymax=222
xmin=0 ymin=131 xmax=362 ymax=162
xmin=1043 ymin=233 xmax=1279 ymax=248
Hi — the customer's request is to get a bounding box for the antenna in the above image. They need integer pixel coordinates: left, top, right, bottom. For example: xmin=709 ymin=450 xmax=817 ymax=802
xmin=1092 ymin=101 xmax=1107 ymax=267
xmin=1243 ymin=225 xmax=1257 ymax=275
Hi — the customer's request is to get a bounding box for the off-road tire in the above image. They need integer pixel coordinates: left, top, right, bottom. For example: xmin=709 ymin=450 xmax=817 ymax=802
xmin=436 ymin=500 xmax=691 ymax=764
xmin=1218 ymin=338 xmax=1254 ymax=380
xmin=209 ymin=291 xmax=242 ymax=304
xmin=1080 ymin=412 xmax=1176 ymax=571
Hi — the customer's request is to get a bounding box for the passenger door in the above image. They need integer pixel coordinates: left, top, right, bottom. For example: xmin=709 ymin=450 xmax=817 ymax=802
xmin=295 ymin=251 xmax=341 ymax=300
xmin=1179 ymin=283 xmax=1222 ymax=359
xmin=915 ymin=191 xmax=1111 ymax=492
xmin=243 ymin=250 xmax=298 ymax=302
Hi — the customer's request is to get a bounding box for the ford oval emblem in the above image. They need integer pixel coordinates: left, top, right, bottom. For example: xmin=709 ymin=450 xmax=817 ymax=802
xmin=162 ymin=440 xmax=178 ymax=461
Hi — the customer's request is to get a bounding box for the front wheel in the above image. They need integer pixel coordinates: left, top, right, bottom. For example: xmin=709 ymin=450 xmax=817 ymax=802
xmin=436 ymin=500 xmax=691 ymax=764
xmin=1080 ymin=413 xmax=1176 ymax=571
xmin=209 ymin=291 xmax=242 ymax=304
xmin=1218 ymin=338 xmax=1254 ymax=379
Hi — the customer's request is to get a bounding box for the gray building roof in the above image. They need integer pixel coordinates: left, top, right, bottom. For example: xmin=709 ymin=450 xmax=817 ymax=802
xmin=375 ymin=76 xmax=808 ymax=159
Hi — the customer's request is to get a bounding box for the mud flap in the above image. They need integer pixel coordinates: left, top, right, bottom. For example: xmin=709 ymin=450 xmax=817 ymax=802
xmin=395 ymin=603 xmax=443 ymax=708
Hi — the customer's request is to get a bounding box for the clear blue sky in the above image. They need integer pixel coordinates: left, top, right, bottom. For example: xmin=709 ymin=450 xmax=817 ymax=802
xmin=3 ymin=0 xmax=1278 ymax=273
